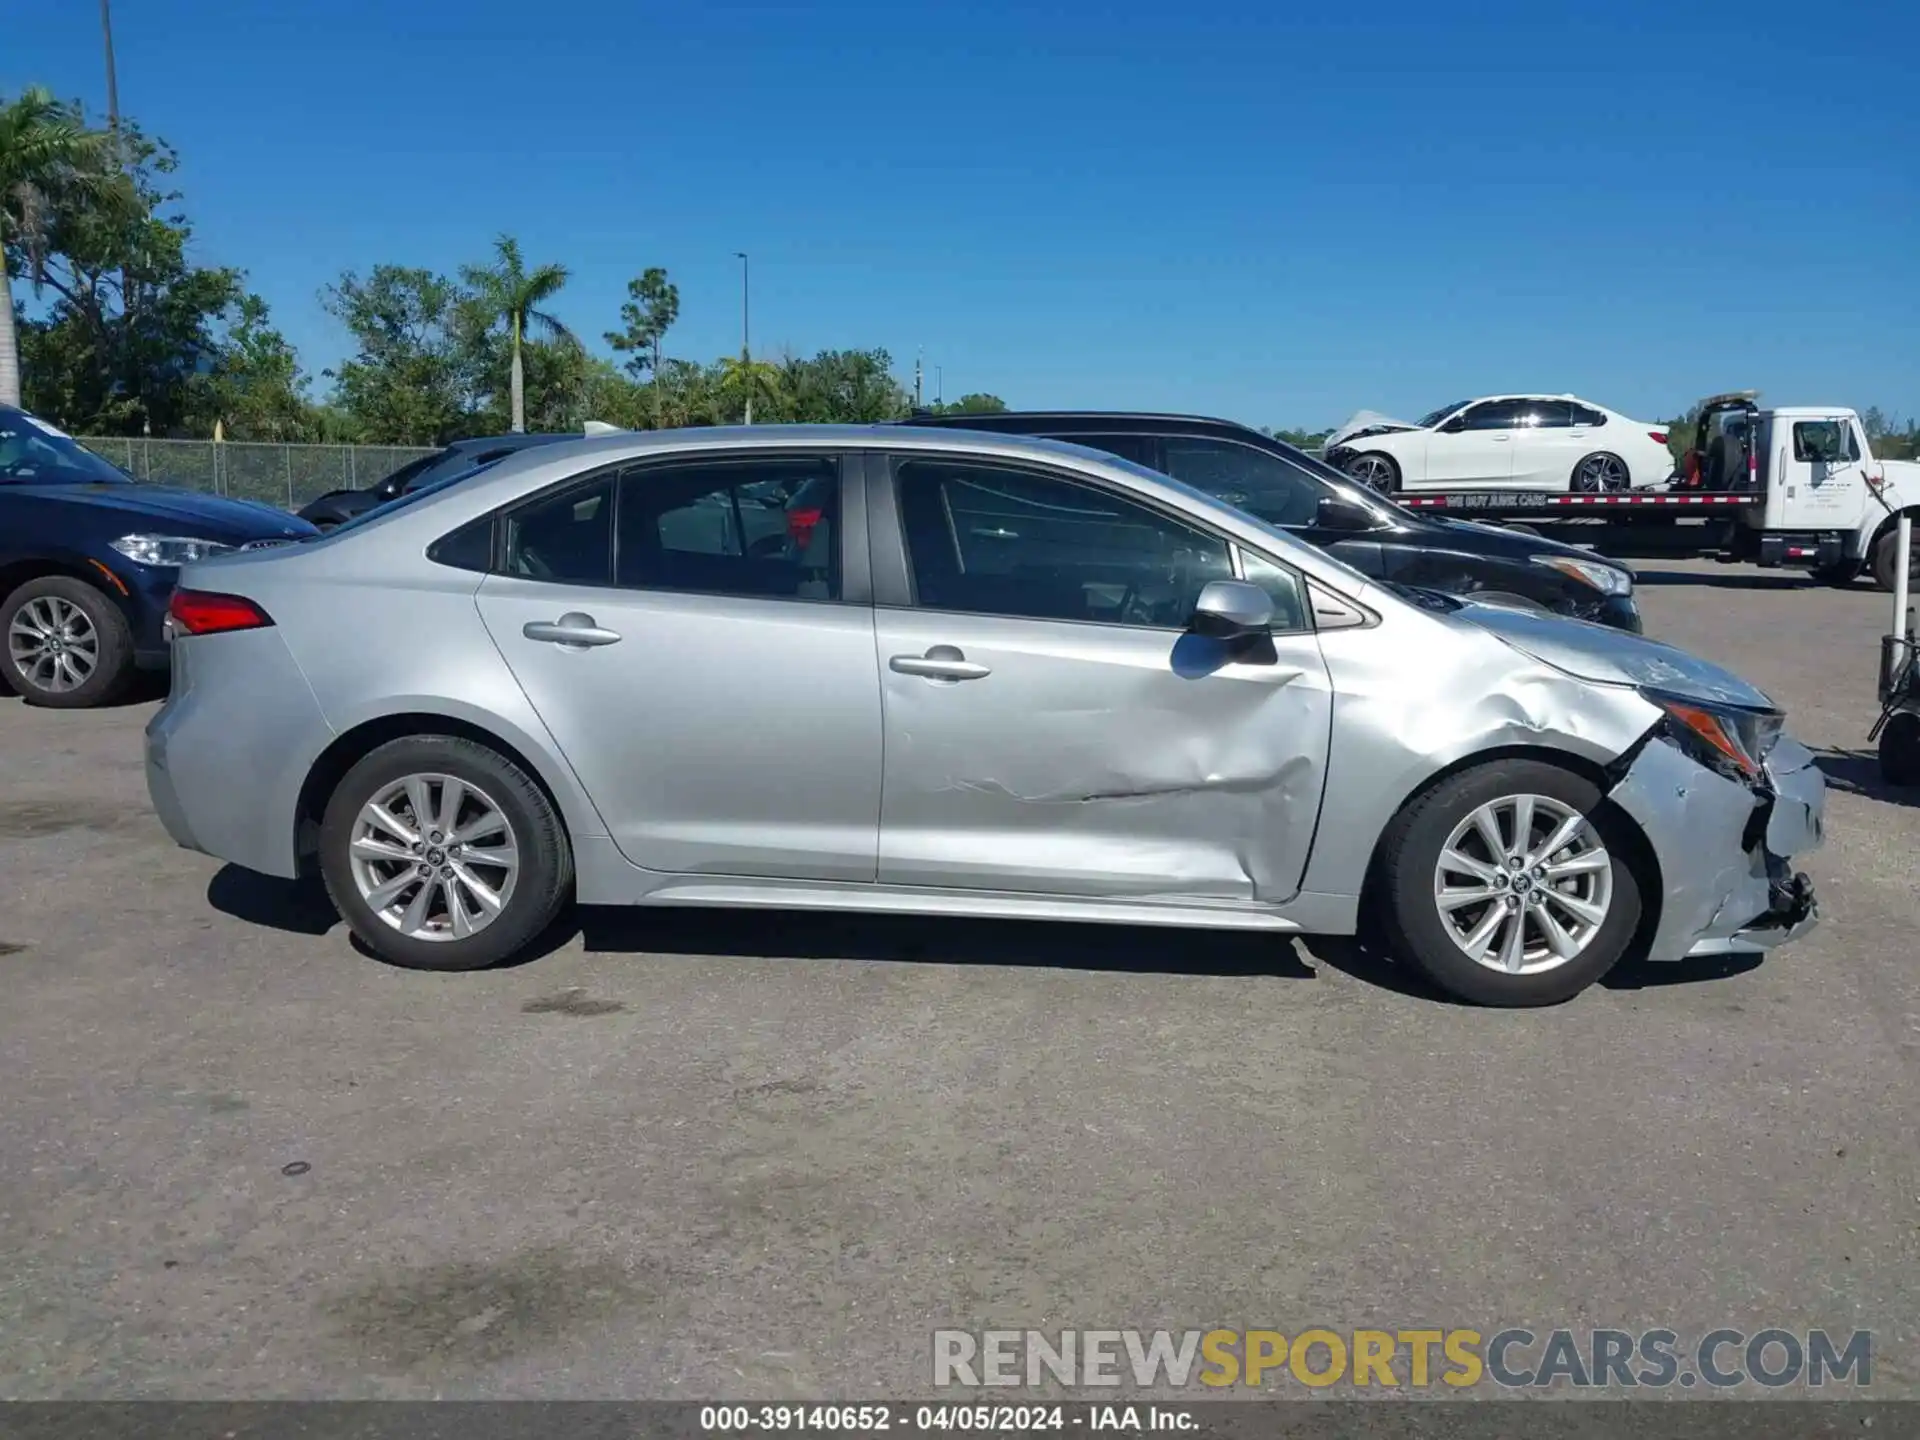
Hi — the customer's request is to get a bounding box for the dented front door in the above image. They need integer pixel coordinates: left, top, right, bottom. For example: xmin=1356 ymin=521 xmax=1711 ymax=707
xmin=873 ymin=610 xmax=1335 ymax=902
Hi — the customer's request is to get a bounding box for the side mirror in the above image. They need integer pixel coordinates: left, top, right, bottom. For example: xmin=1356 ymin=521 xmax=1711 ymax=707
xmin=1189 ymin=579 xmax=1274 ymax=639
xmin=1316 ymin=496 xmax=1376 ymax=532
xmin=1439 ymin=415 xmax=1466 ymax=434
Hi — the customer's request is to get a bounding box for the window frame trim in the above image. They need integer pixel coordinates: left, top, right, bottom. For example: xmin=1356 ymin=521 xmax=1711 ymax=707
xmin=868 ymin=449 xmax=1314 ymax=636
xmin=478 ymin=447 xmax=868 ymax=607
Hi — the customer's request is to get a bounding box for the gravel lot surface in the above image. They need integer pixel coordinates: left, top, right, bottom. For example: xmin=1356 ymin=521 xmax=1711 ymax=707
xmin=1 ymin=559 xmax=1915 ymax=1400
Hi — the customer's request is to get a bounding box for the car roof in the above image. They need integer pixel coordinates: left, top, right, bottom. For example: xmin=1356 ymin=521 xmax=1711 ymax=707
xmin=895 ymin=410 xmax=1269 ymax=436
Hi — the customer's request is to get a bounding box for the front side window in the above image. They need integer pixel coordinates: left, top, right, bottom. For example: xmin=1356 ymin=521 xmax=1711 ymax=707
xmin=1232 ymin=549 xmax=1311 ymax=632
xmin=616 ymin=456 xmax=839 ymax=600
xmin=1458 ymin=400 xmax=1524 ymax=431
xmin=896 ymin=458 xmax=1233 ymax=628
xmin=502 ymin=476 xmax=614 ymax=585
xmin=1793 ymin=420 xmax=1855 ymax=464
xmin=1158 ymin=436 xmax=1326 ymax=528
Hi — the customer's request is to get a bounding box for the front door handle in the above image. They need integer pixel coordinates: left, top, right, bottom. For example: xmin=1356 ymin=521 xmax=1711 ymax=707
xmin=890 ymin=645 xmax=990 ymax=681
xmin=524 ymin=612 xmax=622 ymax=648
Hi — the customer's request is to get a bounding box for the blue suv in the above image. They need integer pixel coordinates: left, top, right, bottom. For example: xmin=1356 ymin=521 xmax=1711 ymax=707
xmin=0 ymin=405 xmax=317 ymax=708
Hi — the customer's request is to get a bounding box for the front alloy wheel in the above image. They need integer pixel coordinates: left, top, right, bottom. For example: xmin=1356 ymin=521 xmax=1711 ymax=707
xmin=10 ymin=595 xmax=100 ymax=696
xmin=1345 ymin=453 xmax=1399 ymax=494
xmin=1378 ymin=758 xmax=1642 ymax=1006
xmin=1432 ymin=794 xmax=1613 ymax=975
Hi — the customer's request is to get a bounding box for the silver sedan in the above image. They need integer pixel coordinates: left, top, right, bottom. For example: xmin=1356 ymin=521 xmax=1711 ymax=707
xmin=144 ymin=426 xmax=1824 ymax=1006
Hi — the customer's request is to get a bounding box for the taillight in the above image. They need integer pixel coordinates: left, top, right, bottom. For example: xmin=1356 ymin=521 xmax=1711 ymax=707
xmin=786 ymin=506 xmax=824 ymax=547
xmin=168 ymin=589 xmax=274 ymax=636
xmin=1649 ymin=430 xmax=1668 ymax=445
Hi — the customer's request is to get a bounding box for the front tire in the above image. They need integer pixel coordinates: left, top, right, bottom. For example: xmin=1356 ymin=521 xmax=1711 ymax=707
xmin=319 ymin=735 xmax=573 ymax=971
xmin=1872 ymin=527 xmax=1918 ymax=594
xmin=1377 ymin=760 xmax=1643 ymax=1006
xmin=1571 ymin=452 xmax=1629 ymax=493
xmin=0 ymin=575 xmax=135 ymax=709
xmin=1343 ymin=452 xmax=1401 ymax=494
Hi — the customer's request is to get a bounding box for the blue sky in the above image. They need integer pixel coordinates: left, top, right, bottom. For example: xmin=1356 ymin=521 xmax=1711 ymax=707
xmin=8 ymin=0 xmax=1918 ymax=428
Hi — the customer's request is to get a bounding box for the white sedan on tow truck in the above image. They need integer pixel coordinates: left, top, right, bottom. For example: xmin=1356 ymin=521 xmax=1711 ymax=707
xmin=1328 ymin=394 xmax=1677 ymax=495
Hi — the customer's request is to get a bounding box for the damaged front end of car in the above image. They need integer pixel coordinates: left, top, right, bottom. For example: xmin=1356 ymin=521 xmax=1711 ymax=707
xmin=1606 ymin=695 xmax=1824 ymax=960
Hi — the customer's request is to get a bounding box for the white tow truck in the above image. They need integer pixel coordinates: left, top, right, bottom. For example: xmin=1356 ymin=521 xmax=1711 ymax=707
xmin=1333 ymin=394 xmax=1920 ymax=592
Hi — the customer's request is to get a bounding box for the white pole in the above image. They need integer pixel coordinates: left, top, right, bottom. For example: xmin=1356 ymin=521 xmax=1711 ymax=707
xmin=1895 ymin=513 xmax=1913 ymax=654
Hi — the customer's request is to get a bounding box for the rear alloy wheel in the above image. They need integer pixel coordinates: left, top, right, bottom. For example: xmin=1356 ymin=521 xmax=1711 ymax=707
xmin=1344 ymin=452 xmax=1400 ymax=494
xmin=319 ymin=736 xmax=572 ymax=971
xmin=1 ymin=575 xmax=134 ymax=709
xmin=1378 ymin=760 xmax=1642 ymax=1006
xmin=1571 ymin=452 xmax=1629 ymax=492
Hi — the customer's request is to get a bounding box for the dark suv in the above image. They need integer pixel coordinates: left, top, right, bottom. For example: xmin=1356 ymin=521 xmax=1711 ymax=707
xmin=896 ymin=411 xmax=1641 ymax=632
xmin=298 ymin=432 xmax=582 ymax=530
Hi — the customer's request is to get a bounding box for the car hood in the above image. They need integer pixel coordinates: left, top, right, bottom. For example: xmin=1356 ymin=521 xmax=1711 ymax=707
xmin=1326 ymin=409 xmax=1422 ymax=448
xmin=1449 ymin=598 xmax=1775 ymax=709
xmin=1 ymin=483 xmax=318 ymax=539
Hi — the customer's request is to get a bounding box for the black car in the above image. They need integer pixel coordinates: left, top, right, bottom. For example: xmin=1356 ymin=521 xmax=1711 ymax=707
xmin=299 ymin=432 xmax=583 ymax=529
xmin=0 ymin=404 xmax=318 ymax=708
xmin=896 ymin=411 xmax=1642 ymax=632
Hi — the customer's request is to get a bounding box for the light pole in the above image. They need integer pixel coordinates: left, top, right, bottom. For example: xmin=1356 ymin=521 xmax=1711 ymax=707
xmin=100 ymin=0 xmax=121 ymax=128
xmin=734 ymin=251 xmax=752 ymax=424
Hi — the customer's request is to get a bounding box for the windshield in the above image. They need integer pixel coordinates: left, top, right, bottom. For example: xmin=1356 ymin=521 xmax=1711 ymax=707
xmin=1415 ymin=401 xmax=1471 ymax=429
xmin=0 ymin=408 xmax=132 ymax=486
xmin=325 ymin=459 xmax=500 ymax=536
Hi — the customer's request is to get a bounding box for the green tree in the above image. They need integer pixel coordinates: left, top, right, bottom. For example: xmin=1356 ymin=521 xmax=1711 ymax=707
xmin=782 ymin=348 xmax=910 ymax=422
xmin=0 ymin=87 xmax=126 ymax=408
xmin=14 ymin=120 xmax=245 ymax=433
xmin=321 ymin=265 xmax=472 ymax=444
xmin=1269 ymin=425 xmax=1331 ymax=449
xmin=187 ymin=293 xmax=314 ymax=440
xmin=460 ymin=234 xmax=575 ymax=432
xmin=716 ymin=353 xmax=783 ymax=425
xmin=925 ymin=393 xmax=1008 ymax=416
xmin=605 ymin=266 xmax=679 ymax=382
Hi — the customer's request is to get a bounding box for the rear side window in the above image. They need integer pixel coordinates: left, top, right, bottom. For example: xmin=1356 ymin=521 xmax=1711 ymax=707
xmin=1570 ymin=404 xmax=1608 ymax=426
xmin=502 ymin=477 xmax=615 ymax=585
xmin=1056 ymin=433 xmax=1158 ymax=468
xmin=1513 ymin=400 xmax=1572 ymax=428
xmin=615 ymin=456 xmax=840 ymax=601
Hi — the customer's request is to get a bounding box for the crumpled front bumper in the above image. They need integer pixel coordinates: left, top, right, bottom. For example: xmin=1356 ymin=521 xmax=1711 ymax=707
xmin=1608 ymin=734 xmax=1825 ymax=961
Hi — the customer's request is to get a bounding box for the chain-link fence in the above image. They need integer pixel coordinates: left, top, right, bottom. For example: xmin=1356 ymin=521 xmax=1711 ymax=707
xmin=76 ymin=437 xmax=439 ymax=510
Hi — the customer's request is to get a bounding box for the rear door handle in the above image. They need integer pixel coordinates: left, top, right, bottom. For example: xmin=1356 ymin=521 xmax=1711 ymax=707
xmin=524 ymin=613 xmax=623 ymax=648
xmin=890 ymin=647 xmax=990 ymax=681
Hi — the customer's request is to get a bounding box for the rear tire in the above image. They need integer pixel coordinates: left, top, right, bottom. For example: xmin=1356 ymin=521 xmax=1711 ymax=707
xmin=319 ymin=735 xmax=573 ymax=971
xmin=1570 ymin=453 xmax=1629 ymax=493
xmin=1343 ymin=452 xmax=1400 ymax=494
xmin=0 ymin=575 xmax=135 ymax=709
xmin=1872 ymin=527 xmax=1918 ymax=594
xmin=1376 ymin=760 xmax=1643 ymax=1007
xmin=1881 ymin=712 xmax=1920 ymax=787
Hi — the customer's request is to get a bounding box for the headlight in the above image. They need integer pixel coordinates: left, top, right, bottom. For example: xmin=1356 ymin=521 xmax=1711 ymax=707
xmin=109 ymin=534 xmax=234 ymax=567
xmin=1642 ymin=688 xmax=1784 ymax=783
xmin=1531 ymin=554 xmax=1633 ymax=596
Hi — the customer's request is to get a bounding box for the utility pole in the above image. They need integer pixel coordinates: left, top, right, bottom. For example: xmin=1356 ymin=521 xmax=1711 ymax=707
xmin=935 ymin=366 xmax=943 ymax=407
xmin=100 ymin=0 xmax=121 ymax=128
xmin=914 ymin=348 xmax=923 ymax=409
xmin=734 ymin=251 xmax=752 ymax=424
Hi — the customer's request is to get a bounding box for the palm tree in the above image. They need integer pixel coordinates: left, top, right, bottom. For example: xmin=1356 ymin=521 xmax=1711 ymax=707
xmin=717 ymin=353 xmax=783 ymax=425
xmin=461 ymin=235 xmax=575 ymax=432
xmin=0 ymin=88 xmax=122 ymax=408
